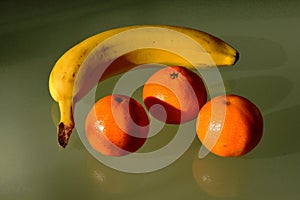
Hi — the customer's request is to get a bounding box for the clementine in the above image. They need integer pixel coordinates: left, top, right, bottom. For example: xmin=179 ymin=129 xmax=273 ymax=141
xmin=142 ymin=66 xmax=207 ymax=124
xmin=196 ymin=94 xmax=263 ymax=157
xmin=85 ymin=94 xmax=149 ymax=156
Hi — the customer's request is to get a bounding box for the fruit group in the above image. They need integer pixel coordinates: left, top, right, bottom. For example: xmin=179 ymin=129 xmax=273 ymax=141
xmin=48 ymin=25 xmax=239 ymax=148
xmin=85 ymin=94 xmax=149 ymax=156
xmin=143 ymin=66 xmax=207 ymax=124
xmin=196 ymin=94 xmax=263 ymax=157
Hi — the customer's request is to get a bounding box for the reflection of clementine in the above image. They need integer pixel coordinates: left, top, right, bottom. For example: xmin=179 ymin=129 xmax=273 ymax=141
xmin=86 ymin=154 xmax=145 ymax=194
xmin=85 ymin=94 xmax=149 ymax=156
xmin=192 ymin=154 xmax=252 ymax=198
xmin=143 ymin=66 xmax=207 ymax=124
xmin=196 ymin=94 xmax=263 ymax=157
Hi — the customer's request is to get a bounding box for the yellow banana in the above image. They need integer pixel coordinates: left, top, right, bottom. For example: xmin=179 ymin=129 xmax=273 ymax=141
xmin=48 ymin=25 xmax=239 ymax=148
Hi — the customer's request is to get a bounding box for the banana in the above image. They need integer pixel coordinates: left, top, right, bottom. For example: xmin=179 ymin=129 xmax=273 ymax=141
xmin=48 ymin=25 xmax=239 ymax=148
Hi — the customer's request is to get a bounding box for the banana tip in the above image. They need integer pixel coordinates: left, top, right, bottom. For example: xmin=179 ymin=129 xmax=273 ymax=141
xmin=58 ymin=122 xmax=73 ymax=148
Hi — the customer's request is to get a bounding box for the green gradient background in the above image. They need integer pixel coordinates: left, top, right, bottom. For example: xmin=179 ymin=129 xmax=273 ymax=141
xmin=1 ymin=0 xmax=300 ymax=199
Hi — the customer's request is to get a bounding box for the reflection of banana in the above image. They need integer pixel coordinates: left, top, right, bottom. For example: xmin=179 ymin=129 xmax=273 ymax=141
xmin=51 ymin=102 xmax=60 ymax=127
xmin=48 ymin=25 xmax=239 ymax=148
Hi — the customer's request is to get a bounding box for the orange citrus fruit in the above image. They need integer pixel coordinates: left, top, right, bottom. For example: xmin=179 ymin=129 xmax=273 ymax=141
xmin=196 ymin=94 xmax=263 ymax=157
xmin=85 ymin=94 xmax=149 ymax=156
xmin=142 ymin=66 xmax=207 ymax=124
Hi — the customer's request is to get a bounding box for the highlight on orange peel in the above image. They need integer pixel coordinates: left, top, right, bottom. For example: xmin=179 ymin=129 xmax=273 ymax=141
xmin=196 ymin=94 xmax=263 ymax=157
xmin=85 ymin=94 xmax=150 ymax=156
xmin=142 ymin=66 xmax=207 ymax=124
